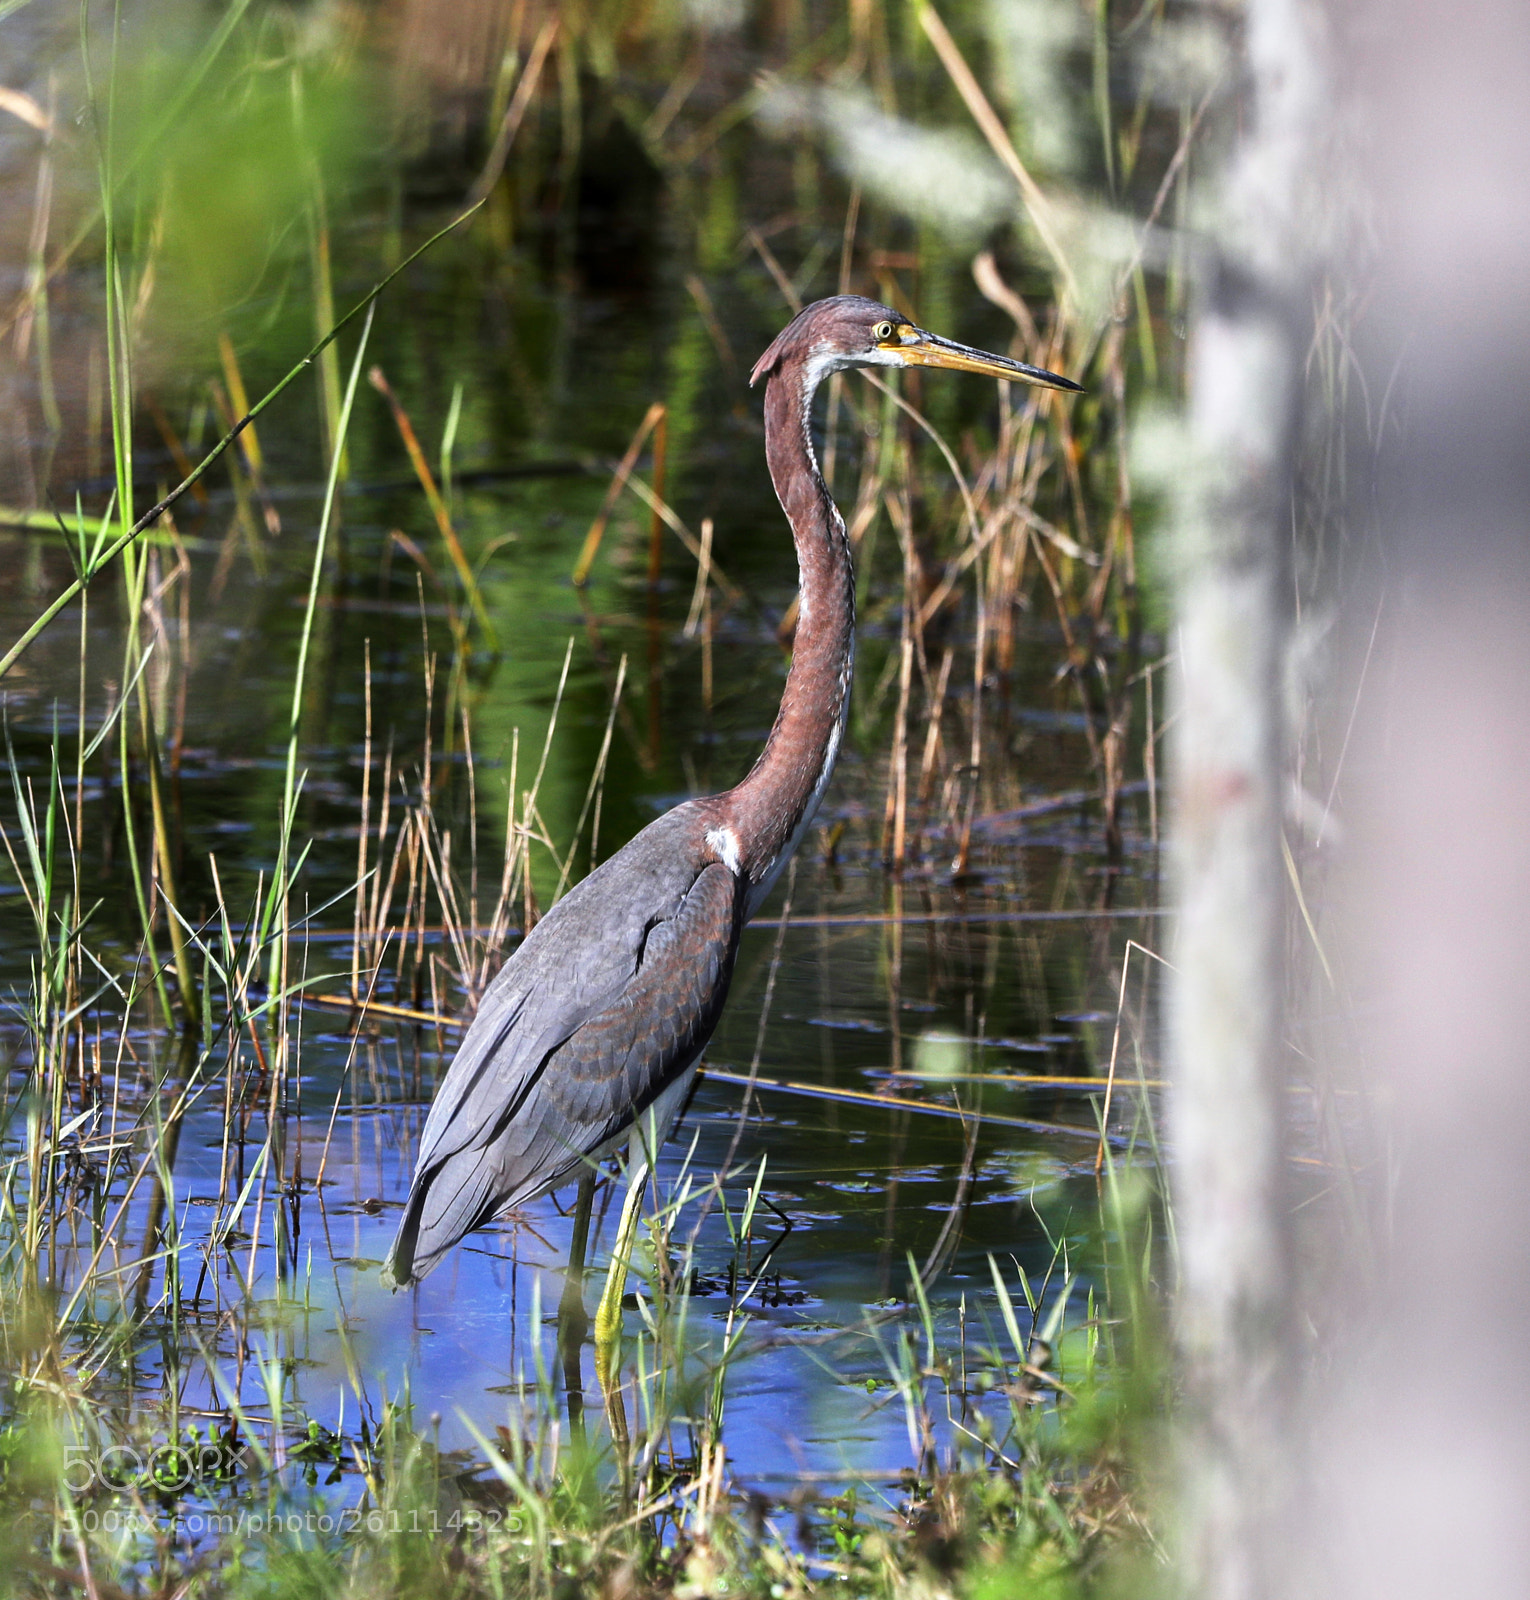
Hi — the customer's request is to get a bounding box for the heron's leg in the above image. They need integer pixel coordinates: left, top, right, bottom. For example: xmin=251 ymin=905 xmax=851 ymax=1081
xmin=559 ymin=1169 xmax=597 ymax=1335
xmin=593 ymin=1160 xmax=650 ymax=1398
xmin=559 ymin=1167 xmax=598 ymax=1425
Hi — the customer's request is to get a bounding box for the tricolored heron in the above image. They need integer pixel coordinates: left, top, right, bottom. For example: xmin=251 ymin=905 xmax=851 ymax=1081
xmin=384 ymin=295 xmax=1079 ymax=1386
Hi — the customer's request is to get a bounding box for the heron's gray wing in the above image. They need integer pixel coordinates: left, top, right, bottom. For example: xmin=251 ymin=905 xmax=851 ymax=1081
xmin=404 ymin=808 xmax=714 ymax=1176
xmin=498 ymin=857 xmax=741 ymax=1159
xmin=386 ymin=838 xmax=740 ymax=1284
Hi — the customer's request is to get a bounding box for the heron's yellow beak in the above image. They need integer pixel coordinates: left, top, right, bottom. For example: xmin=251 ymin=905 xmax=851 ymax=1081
xmin=887 ymin=324 xmax=1082 ymax=393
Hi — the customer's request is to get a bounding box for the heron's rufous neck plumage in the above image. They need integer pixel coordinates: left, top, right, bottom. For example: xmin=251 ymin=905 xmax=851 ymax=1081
xmin=720 ymin=359 xmax=854 ymax=910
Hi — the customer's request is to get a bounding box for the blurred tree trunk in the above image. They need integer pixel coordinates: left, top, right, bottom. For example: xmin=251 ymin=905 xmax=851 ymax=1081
xmin=1292 ymin=3 xmax=1530 ymax=1597
xmin=1167 ymin=1 xmax=1325 ymax=1593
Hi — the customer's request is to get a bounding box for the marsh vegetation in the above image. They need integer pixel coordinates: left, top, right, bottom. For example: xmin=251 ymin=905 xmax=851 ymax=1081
xmin=0 ymin=0 xmax=1323 ymax=1592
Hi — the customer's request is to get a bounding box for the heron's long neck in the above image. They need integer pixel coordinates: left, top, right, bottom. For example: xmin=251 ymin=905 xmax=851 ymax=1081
xmin=724 ymin=363 xmax=855 ymax=909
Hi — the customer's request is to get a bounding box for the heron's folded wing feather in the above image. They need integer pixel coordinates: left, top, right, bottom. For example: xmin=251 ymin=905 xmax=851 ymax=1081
xmin=506 ymin=859 xmax=740 ymax=1156
xmin=390 ymin=859 xmax=740 ymax=1281
xmin=404 ymin=814 xmax=695 ymax=1175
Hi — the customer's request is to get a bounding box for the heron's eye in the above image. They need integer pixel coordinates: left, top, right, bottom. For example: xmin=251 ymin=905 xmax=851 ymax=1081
xmin=873 ymin=320 xmax=895 ymax=342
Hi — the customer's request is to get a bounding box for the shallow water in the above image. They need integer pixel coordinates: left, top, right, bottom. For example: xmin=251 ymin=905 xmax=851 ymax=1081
xmin=1 ymin=513 xmax=1159 ymax=1510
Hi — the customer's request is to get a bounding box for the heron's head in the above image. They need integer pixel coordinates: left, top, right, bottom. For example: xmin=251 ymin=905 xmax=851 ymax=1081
xmin=749 ymin=294 xmax=1081 ymax=395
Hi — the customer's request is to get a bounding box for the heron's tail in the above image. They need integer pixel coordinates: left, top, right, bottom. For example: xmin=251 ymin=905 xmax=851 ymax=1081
xmin=381 ymin=1184 xmax=427 ymax=1289
xmin=382 ymin=1152 xmax=502 ymax=1289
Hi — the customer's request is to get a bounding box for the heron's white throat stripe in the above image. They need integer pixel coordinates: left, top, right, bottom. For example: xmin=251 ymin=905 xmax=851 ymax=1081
xmin=707 ymin=826 xmax=742 ymax=875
